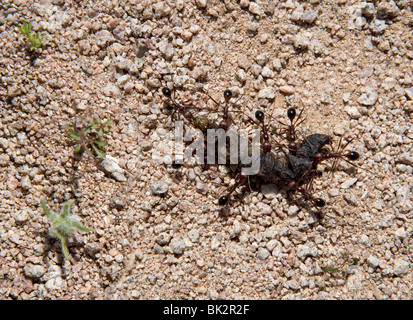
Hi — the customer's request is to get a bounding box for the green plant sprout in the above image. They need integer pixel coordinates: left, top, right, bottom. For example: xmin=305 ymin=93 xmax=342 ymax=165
xmin=62 ymin=118 xmax=113 ymax=159
xmin=40 ymin=199 xmax=90 ymax=259
xmin=18 ymin=21 xmax=45 ymax=51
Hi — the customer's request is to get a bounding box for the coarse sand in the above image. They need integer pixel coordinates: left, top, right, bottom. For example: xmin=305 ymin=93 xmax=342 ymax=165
xmin=0 ymin=0 xmax=412 ymax=300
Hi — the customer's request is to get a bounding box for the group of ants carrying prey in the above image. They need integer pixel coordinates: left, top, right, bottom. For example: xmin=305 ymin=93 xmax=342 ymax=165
xmin=159 ymin=83 xmax=362 ymax=211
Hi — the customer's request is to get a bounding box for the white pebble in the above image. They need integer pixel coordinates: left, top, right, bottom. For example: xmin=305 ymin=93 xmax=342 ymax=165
xmin=24 ymin=264 xmax=46 ymax=279
xmin=340 ymin=178 xmax=358 ymax=189
xmin=367 ymin=255 xmax=380 ymax=268
xmin=99 ymin=156 xmax=127 ymax=181
xmin=358 ymin=87 xmax=378 ymax=106
xmin=404 ymin=88 xmax=413 ymax=100
xmin=151 ymin=181 xmax=169 ymax=195
xmin=393 ymin=259 xmax=409 ymax=276
xmin=258 ymin=87 xmax=276 ymax=99
xmin=170 ymin=237 xmax=186 ymax=255
xmin=249 ymin=2 xmax=262 ymax=16
xmin=257 ymin=247 xmax=270 ymax=260
xmin=12 ymin=210 xmax=29 ymax=223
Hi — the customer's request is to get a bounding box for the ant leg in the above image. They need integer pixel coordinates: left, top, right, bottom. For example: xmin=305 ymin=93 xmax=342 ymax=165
xmin=161 ymin=86 xmax=197 ymax=123
xmin=312 ymin=137 xmax=360 ymax=169
xmin=287 ymin=180 xmax=326 ymax=208
xmin=218 ymin=173 xmax=248 ymax=205
xmin=205 ymin=89 xmax=234 ymax=130
xmin=268 ymin=107 xmax=306 ymax=155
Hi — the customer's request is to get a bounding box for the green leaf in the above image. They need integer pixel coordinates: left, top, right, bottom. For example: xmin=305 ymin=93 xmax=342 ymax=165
xmin=92 ymin=144 xmax=106 ymax=158
xmin=83 ymin=126 xmax=92 ymax=135
xmin=98 ymin=129 xmax=103 ymax=138
xmin=61 ymin=199 xmax=74 ymax=218
xmin=104 ymin=119 xmax=113 ymax=125
xmin=60 ymin=237 xmax=69 ymax=259
xmin=40 ymin=199 xmax=52 ymax=218
xmin=94 ymin=140 xmax=107 ymax=147
xmin=74 ymin=145 xmax=83 ymax=153
xmin=68 ymin=131 xmax=81 ymax=140
xmin=18 ymin=22 xmax=31 ymax=36
xmin=72 ymin=221 xmax=91 ymax=233
xmin=322 ymin=266 xmax=339 ymax=274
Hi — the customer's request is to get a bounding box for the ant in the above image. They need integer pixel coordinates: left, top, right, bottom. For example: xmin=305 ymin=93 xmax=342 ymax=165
xmin=161 ymin=87 xmax=196 ymax=123
xmin=218 ymin=107 xmax=361 ymax=209
xmin=159 ymin=84 xmax=361 ymax=210
xmin=281 ymin=107 xmax=306 ymax=155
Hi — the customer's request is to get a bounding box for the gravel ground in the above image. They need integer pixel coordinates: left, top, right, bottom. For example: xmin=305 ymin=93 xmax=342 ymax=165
xmin=1 ymin=0 xmax=413 ymax=300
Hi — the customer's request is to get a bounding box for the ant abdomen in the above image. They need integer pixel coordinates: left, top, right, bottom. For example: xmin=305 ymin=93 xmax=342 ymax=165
xmin=223 ymin=89 xmax=232 ymax=100
xmin=218 ymin=196 xmax=228 ymax=206
xmin=287 ymin=107 xmax=296 ymax=120
xmin=162 ymin=87 xmax=171 ymax=97
xmin=348 ymin=151 xmax=359 ymax=161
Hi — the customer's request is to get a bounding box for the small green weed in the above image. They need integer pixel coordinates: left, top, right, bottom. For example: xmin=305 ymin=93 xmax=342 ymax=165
xmin=62 ymin=118 xmax=113 ymax=159
xmin=40 ymin=199 xmax=90 ymax=259
xmin=18 ymin=21 xmax=45 ymax=51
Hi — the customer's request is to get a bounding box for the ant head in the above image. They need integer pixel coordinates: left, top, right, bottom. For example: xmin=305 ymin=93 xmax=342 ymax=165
xmin=219 ymin=121 xmax=228 ymax=131
xmin=218 ymin=196 xmax=229 ymax=206
xmin=315 ymin=198 xmax=325 ymax=207
xmin=263 ymin=141 xmax=272 ymax=153
xmin=223 ymin=90 xmax=232 ymax=100
xmin=162 ymin=87 xmax=171 ymax=97
xmin=348 ymin=151 xmax=359 ymax=161
xmin=287 ymin=108 xmax=296 ymax=120
xmin=255 ymin=110 xmax=264 ymax=121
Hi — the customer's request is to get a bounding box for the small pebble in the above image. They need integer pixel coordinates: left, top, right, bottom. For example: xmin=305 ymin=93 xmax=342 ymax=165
xmin=382 ymin=77 xmax=396 ymax=91
xmin=156 ymin=232 xmax=171 ymax=246
xmin=296 ymin=243 xmax=318 ymax=260
xmin=300 ymin=10 xmax=318 ymax=24
xmin=258 ymin=87 xmax=276 ymax=99
xmin=345 ymin=106 xmax=362 ymax=119
xmin=102 ymin=83 xmax=122 ymax=98
xmin=279 ymin=85 xmax=295 ymax=95
xmin=393 ymin=259 xmax=409 ymax=276
xmin=367 ymin=256 xmax=380 ymax=269
xmin=404 ymin=88 xmax=413 ymax=100
xmin=170 ymin=237 xmax=186 ymax=255
xmin=358 ymin=87 xmax=378 ymax=106
xmin=288 ymin=205 xmax=300 ymax=216
xmin=396 ymin=153 xmax=413 ymax=165
xmin=188 ymin=229 xmax=200 ymax=243
xmin=151 ymin=181 xmax=169 ymax=195
xmin=12 ymin=210 xmax=29 ymax=223
xmin=249 ymin=2 xmax=262 ymax=16
xmin=257 ymin=247 xmax=270 ymax=260
xmin=340 ymin=178 xmax=358 ymax=189
xmin=99 ymin=156 xmax=127 ymax=182
xmin=342 ymin=92 xmax=351 ymax=103
xmin=24 ymin=264 xmax=46 ymax=280
xmin=196 ymin=0 xmax=207 ymax=8
xmin=395 ymin=227 xmax=406 ymax=238
xmin=370 ymin=19 xmax=387 ymax=34
xmin=261 ymin=184 xmax=278 ymax=199
xmin=211 ymin=237 xmax=221 ymax=250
